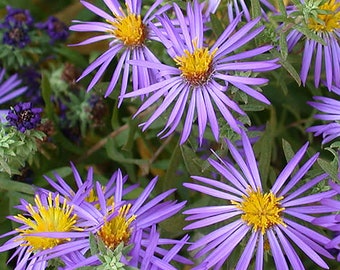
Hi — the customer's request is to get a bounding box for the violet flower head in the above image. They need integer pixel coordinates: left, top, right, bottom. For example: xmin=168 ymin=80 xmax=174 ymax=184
xmin=6 ymin=102 xmax=42 ymax=132
xmin=38 ymin=166 xmax=187 ymax=269
xmin=70 ymin=0 xmax=169 ymax=103
xmin=0 ymin=192 xmax=85 ymax=270
xmin=123 ymin=1 xmax=279 ymax=145
xmin=2 ymin=6 xmax=34 ymax=28
xmin=307 ymin=85 xmax=340 ymax=144
xmin=183 ymin=131 xmax=336 ymax=269
xmin=285 ymin=0 xmax=340 ymax=90
xmin=2 ymin=24 xmax=31 ymax=48
xmin=36 ymin=16 xmax=69 ymax=43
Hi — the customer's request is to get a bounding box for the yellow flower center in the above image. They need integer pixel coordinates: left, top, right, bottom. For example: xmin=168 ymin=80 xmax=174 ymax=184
xmin=108 ymin=9 xmax=146 ymax=47
xmin=15 ymin=193 xmax=80 ymax=251
xmin=97 ymin=204 xmax=136 ymax=250
xmin=232 ymin=188 xmax=286 ymax=235
xmin=174 ymin=43 xmax=216 ymax=86
xmin=308 ymin=0 xmax=340 ymax=32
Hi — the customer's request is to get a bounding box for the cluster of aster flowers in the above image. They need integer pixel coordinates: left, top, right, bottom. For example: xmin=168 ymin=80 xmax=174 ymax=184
xmin=1 ymin=0 xmax=340 ymax=269
xmin=0 ymin=164 xmax=190 ymax=269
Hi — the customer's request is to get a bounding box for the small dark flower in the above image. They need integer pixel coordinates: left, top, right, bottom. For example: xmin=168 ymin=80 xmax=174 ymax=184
xmin=3 ymin=6 xmax=34 ymax=28
xmin=2 ymin=25 xmax=31 ymax=48
xmin=36 ymin=16 xmax=69 ymax=43
xmin=6 ymin=102 xmax=42 ymax=132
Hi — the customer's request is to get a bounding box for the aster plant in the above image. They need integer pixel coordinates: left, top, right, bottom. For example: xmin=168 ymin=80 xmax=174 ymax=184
xmin=284 ymin=0 xmax=340 ymax=90
xmin=1 ymin=6 xmax=34 ymax=28
xmin=6 ymin=102 xmax=42 ymax=133
xmin=123 ymin=0 xmax=279 ymax=144
xmin=36 ymin=16 xmax=69 ymax=43
xmin=69 ymin=0 xmax=170 ymax=103
xmin=0 ymin=192 xmax=86 ymax=270
xmin=183 ymin=131 xmax=337 ymax=269
xmin=30 ymin=165 xmax=189 ymax=269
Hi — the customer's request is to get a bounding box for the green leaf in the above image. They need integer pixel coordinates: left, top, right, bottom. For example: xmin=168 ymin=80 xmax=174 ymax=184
xmin=90 ymin=233 xmax=99 ymax=256
xmin=317 ymin=158 xmax=338 ymax=182
xmin=282 ymin=139 xmax=295 ymax=163
xmin=180 ymin=145 xmax=206 ymax=177
xmin=250 ymin=0 xmax=262 ymax=19
xmin=279 ymin=32 xmax=288 ymax=60
xmin=272 ymin=50 xmax=301 ymax=85
xmin=161 ymin=142 xmax=181 ymax=192
xmin=41 ymin=73 xmax=54 ymax=120
xmin=0 ymin=175 xmax=35 ymax=195
xmin=294 ymin=24 xmax=326 ymax=45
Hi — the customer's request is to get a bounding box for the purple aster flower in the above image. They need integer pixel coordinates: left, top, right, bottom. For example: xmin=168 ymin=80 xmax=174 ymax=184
xmin=2 ymin=24 xmax=31 ymax=48
xmin=123 ymin=1 xmax=279 ymax=145
xmin=47 ymin=169 xmax=186 ymax=269
xmin=183 ymin=131 xmax=336 ymax=269
xmin=36 ymin=16 xmax=69 ymax=43
xmin=285 ymin=0 xmax=340 ymax=90
xmin=307 ymin=85 xmax=340 ymax=144
xmin=69 ymin=0 xmax=170 ymax=103
xmin=6 ymin=102 xmax=42 ymax=132
xmin=0 ymin=192 xmax=86 ymax=270
xmin=2 ymin=6 xmax=34 ymax=27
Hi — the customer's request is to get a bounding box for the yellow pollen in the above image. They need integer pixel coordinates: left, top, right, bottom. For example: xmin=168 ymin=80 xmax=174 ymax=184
xmin=174 ymin=42 xmax=216 ymax=86
xmin=97 ymin=204 xmax=136 ymax=250
xmin=86 ymin=187 xmax=114 ymax=209
xmin=308 ymin=0 xmax=340 ymax=32
xmin=108 ymin=8 xmax=146 ymax=47
xmin=15 ymin=193 xmax=81 ymax=251
xmin=232 ymin=188 xmax=286 ymax=235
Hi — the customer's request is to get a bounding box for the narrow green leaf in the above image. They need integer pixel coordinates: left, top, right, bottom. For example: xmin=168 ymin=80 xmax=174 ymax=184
xmin=180 ymin=145 xmax=205 ymax=176
xmin=0 ymin=176 xmax=35 ymax=195
xmin=250 ymin=0 xmax=262 ymax=19
xmin=161 ymin=142 xmax=181 ymax=192
xmin=272 ymin=50 xmax=301 ymax=85
xmin=282 ymin=139 xmax=295 ymax=163
xmin=317 ymin=158 xmax=338 ymax=182
xmin=279 ymin=32 xmax=288 ymax=60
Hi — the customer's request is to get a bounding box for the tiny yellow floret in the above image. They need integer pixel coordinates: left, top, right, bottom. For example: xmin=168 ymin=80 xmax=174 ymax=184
xmin=175 ymin=41 xmax=216 ymax=86
xmin=108 ymin=7 xmax=146 ymax=47
xmin=86 ymin=187 xmax=114 ymax=209
xmin=308 ymin=0 xmax=340 ymax=33
xmin=97 ymin=203 xmax=136 ymax=250
xmin=15 ymin=193 xmax=80 ymax=251
xmin=232 ymin=187 xmax=286 ymax=235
